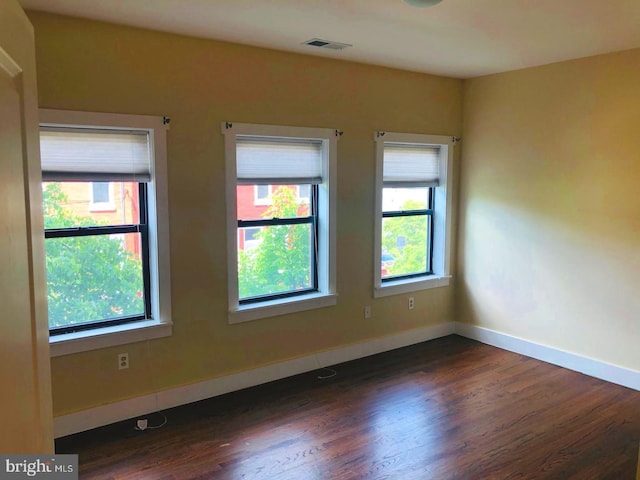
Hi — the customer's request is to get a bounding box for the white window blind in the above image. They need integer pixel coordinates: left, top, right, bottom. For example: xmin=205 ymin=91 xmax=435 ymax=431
xmin=236 ymin=136 xmax=323 ymax=185
xmin=40 ymin=127 xmax=151 ymax=181
xmin=383 ymin=143 xmax=440 ymax=187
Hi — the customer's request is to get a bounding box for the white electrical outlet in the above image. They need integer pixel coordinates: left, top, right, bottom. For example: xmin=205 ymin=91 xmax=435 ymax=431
xmin=118 ymin=353 xmax=129 ymax=370
xmin=408 ymin=297 xmax=415 ymax=310
xmin=364 ymin=306 xmax=371 ymax=319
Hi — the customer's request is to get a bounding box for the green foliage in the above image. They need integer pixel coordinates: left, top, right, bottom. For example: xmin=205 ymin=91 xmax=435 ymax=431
xmin=382 ymin=199 xmax=429 ymax=277
xmin=43 ymin=183 xmax=144 ymax=328
xmin=238 ymin=186 xmax=312 ymax=299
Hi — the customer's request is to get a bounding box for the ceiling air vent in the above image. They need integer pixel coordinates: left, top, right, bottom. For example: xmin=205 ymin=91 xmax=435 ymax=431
xmin=303 ymin=38 xmax=352 ymax=50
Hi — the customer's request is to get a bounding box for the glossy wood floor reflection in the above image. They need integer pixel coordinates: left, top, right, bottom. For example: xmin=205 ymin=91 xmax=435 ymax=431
xmin=56 ymin=336 xmax=640 ymax=479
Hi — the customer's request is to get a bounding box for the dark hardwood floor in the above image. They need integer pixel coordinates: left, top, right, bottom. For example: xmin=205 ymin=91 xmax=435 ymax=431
xmin=56 ymin=335 xmax=640 ymax=479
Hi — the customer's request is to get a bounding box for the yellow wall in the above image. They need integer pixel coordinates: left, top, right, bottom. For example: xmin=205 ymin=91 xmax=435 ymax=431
xmin=458 ymin=49 xmax=640 ymax=370
xmin=27 ymin=12 xmax=462 ymax=416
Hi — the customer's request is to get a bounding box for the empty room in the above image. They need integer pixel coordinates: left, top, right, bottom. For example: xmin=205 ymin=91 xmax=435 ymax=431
xmin=1 ymin=0 xmax=639 ymax=478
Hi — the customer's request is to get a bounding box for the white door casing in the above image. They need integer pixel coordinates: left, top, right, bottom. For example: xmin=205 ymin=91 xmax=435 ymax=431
xmin=0 ymin=0 xmax=54 ymax=453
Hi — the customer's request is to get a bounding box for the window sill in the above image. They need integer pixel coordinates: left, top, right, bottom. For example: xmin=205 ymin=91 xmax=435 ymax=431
xmin=229 ymin=292 xmax=338 ymax=324
xmin=374 ymin=275 xmax=450 ymax=298
xmin=49 ymin=320 xmax=173 ymax=357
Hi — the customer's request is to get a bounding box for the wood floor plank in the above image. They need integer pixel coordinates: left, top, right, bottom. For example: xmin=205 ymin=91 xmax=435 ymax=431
xmin=56 ymin=336 xmax=640 ymax=479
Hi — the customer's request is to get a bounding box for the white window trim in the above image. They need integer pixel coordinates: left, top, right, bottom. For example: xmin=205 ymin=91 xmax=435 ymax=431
xmin=40 ymin=109 xmax=173 ymax=356
xmin=223 ymin=122 xmax=338 ymax=324
xmin=373 ymin=132 xmax=454 ymax=298
xmin=88 ymin=181 xmax=115 ymax=212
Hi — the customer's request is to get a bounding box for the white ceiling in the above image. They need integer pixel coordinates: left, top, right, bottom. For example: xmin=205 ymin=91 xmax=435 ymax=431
xmin=18 ymin=0 xmax=640 ymax=78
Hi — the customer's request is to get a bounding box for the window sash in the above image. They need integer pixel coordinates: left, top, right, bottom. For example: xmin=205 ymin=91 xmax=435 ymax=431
xmin=380 ymin=211 xmax=433 ymax=282
xmin=380 ymin=186 xmax=434 ymax=282
xmin=237 ymin=184 xmax=319 ymax=304
xmin=45 ymin=183 xmax=152 ymax=335
xmin=40 ymin=127 xmax=151 ymax=182
xmin=237 ymin=216 xmax=318 ymax=304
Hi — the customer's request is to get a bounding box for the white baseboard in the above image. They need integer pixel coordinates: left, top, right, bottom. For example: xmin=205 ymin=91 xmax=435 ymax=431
xmin=454 ymin=322 xmax=640 ymax=391
xmin=54 ymin=321 xmax=455 ymax=438
xmin=55 ymin=321 xmax=639 ymax=438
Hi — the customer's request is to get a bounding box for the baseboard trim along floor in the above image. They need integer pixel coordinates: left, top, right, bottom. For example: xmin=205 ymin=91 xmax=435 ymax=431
xmin=54 ymin=322 xmax=455 ymax=437
xmin=54 ymin=321 xmax=640 ymax=438
xmin=455 ymin=322 xmax=640 ymax=391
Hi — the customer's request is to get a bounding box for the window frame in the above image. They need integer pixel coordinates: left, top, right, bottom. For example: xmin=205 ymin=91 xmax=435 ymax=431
xmin=373 ymin=132 xmax=454 ymax=298
xmin=40 ymin=109 xmax=172 ymax=356
xmin=45 ymin=182 xmax=151 ymax=335
xmin=238 ymin=184 xmax=319 ymax=304
xmin=381 ymin=186 xmax=435 ymax=282
xmin=223 ymin=122 xmax=338 ymax=324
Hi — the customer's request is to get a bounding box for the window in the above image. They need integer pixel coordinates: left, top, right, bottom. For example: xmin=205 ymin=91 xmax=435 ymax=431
xmin=89 ymin=181 xmax=114 ymax=211
xmin=298 ymin=184 xmax=311 ymax=203
xmin=239 ymin=182 xmax=317 ymax=302
xmin=374 ymin=132 xmax=454 ymax=297
xmin=223 ymin=122 xmax=338 ymax=323
xmin=243 ymin=227 xmax=262 ymax=250
xmin=254 ymin=184 xmax=271 ymax=205
xmin=39 ymin=109 xmax=172 ymax=355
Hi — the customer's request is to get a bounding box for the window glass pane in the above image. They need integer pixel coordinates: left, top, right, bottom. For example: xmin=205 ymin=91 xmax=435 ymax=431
xmin=244 ymin=227 xmax=261 ymax=241
xmin=298 ymin=184 xmax=311 ymax=201
xmin=382 ymin=187 xmax=429 ymax=212
xmin=45 ymin=232 xmax=144 ymax=328
xmin=92 ymin=182 xmax=111 ymax=203
xmin=237 ymin=223 xmax=313 ymax=299
xmin=381 ymin=215 xmax=429 ymax=279
xmin=256 ymin=184 xmax=270 ymax=200
xmin=237 ymin=184 xmax=311 ymax=220
xmin=43 ymin=181 xmax=140 ymax=228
